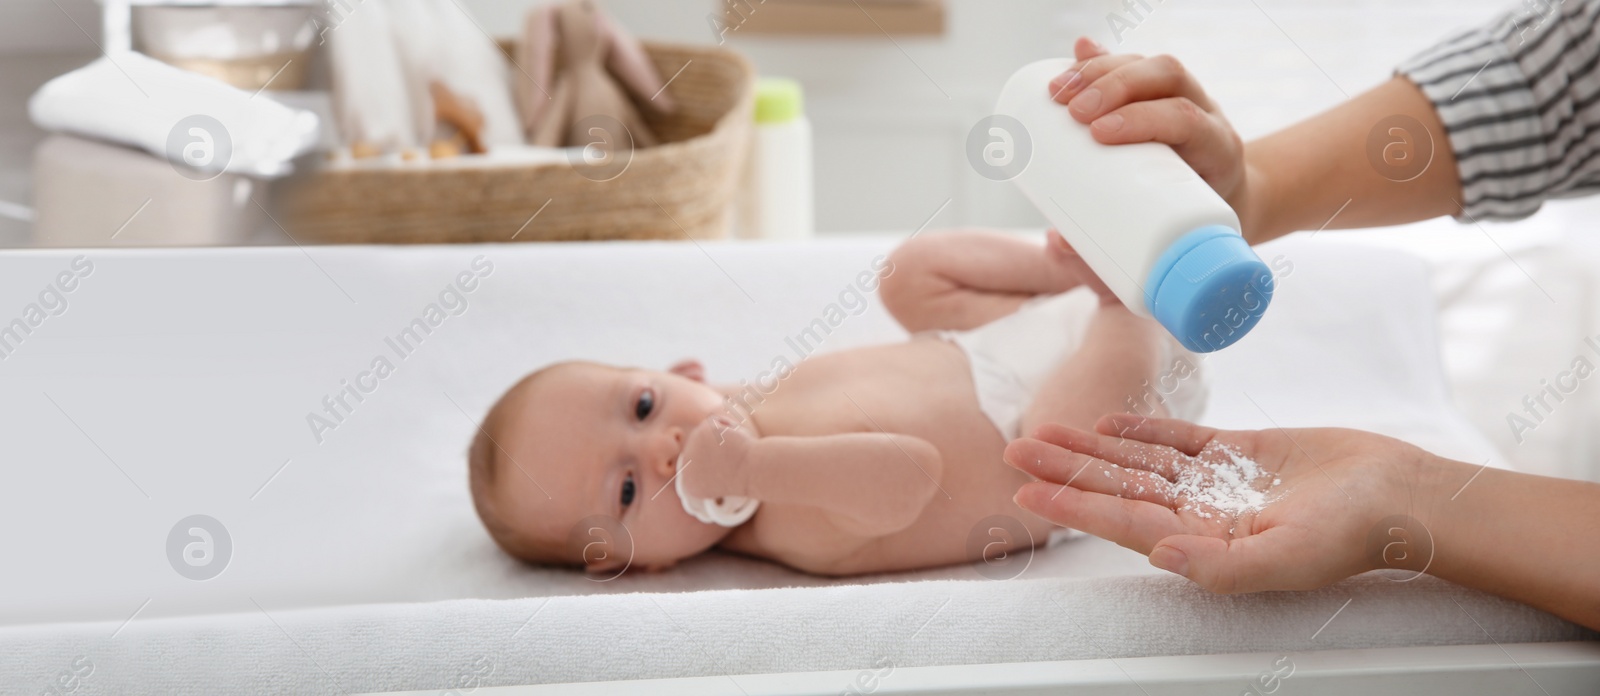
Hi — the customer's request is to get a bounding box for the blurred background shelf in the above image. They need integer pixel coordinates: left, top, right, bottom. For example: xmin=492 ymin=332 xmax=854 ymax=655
xmin=100 ymin=0 xmax=318 ymax=54
xmin=4 ymin=0 xmax=1599 ymax=248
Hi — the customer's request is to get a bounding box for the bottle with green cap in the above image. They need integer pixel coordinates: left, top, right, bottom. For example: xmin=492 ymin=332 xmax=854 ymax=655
xmin=736 ymin=77 xmax=814 ymax=240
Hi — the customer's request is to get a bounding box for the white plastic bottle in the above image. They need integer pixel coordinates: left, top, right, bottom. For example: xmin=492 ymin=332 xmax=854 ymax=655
xmin=736 ymin=77 xmax=814 ymax=240
xmin=994 ymin=58 xmax=1273 ymax=352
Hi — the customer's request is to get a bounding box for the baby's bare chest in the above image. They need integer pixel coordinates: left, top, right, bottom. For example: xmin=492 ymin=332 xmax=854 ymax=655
xmin=748 ymin=338 xmax=979 ymax=437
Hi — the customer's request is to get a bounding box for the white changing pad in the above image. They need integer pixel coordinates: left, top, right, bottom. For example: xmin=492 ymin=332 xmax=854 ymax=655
xmin=0 ymin=234 xmax=1587 ymax=693
xmin=4 ymin=573 xmax=1583 ymax=694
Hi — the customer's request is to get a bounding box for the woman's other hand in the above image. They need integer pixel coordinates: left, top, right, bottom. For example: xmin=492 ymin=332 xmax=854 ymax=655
xmin=1006 ymin=414 xmax=1436 ymax=593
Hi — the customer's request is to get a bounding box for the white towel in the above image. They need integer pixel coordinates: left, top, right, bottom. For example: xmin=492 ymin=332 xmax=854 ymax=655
xmin=323 ymin=0 xmax=418 ymax=152
xmin=421 ymin=0 xmax=525 ymax=148
xmin=28 ymin=51 xmax=319 ymax=178
xmin=0 ymin=572 xmax=1589 ymax=694
xmin=324 ymin=0 xmax=524 ymax=153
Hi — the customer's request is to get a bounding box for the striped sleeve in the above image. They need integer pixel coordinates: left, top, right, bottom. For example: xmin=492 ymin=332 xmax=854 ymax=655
xmin=1397 ymin=0 xmax=1600 ymax=222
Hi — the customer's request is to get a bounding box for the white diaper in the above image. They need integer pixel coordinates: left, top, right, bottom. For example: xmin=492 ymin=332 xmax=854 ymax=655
xmin=676 ymin=455 xmax=760 ymax=527
xmin=937 ymin=288 xmax=1209 ymax=441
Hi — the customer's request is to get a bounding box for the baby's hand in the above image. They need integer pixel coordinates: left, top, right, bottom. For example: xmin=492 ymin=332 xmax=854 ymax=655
xmin=1048 ymin=37 xmax=1251 ymax=227
xmin=677 ymin=415 xmax=753 ymax=501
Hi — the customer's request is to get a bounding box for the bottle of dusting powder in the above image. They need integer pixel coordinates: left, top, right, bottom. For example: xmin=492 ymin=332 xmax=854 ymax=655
xmin=994 ymin=59 xmax=1274 ymax=352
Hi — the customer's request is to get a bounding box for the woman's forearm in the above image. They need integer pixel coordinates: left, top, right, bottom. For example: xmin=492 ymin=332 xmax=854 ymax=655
xmin=1241 ymin=76 xmax=1465 ymax=243
xmin=1413 ymin=455 xmax=1600 ymax=629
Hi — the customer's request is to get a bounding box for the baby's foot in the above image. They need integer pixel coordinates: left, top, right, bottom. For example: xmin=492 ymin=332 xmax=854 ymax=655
xmin=1045 ymin=229 xmax=1120 ymax=306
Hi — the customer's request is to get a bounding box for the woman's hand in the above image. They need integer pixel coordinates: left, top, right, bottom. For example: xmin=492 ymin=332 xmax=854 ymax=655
xmin=677 ymin=415 xmax=753 ymax=501
xmin=1005 ymin=414 xmax=1436 ymax=593
xmin=1048 ymin=37 xmax=1260 ymax=237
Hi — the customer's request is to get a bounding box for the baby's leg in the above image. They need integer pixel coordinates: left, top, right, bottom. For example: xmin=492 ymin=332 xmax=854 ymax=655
xmin=1017 ymin=306 xmax=1170 ymax=439
xmin=971 ymin=231 xmax=1173 ymax=437
xmin=879 ymin=229 xmax=1082 ymax=333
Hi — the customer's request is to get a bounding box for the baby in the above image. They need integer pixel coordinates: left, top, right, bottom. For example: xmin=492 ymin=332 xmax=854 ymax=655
xmin=467 ymin=230 xmax=1206 ymax=576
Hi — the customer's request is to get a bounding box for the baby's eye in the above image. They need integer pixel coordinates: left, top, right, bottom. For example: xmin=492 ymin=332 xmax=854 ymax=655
xmin=620 ymin=472 xmax=636 ymax=507
xmin=634 ymin=389 xmax=654 ymax=421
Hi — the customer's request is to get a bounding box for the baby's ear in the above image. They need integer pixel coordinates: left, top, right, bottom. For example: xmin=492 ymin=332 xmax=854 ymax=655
xmin=668 ymin=359 xmax=705 ymax=382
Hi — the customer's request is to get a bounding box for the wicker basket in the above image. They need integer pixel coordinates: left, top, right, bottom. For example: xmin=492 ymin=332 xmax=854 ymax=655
xmin=278 ymin=41 xmax=754 ymax=243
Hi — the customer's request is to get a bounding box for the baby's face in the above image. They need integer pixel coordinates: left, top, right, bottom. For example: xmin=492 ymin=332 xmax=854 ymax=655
xmin=496 ymin=361 xmax=731 ymax=573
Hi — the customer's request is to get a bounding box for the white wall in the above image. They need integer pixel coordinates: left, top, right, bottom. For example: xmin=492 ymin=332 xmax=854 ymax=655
xmin=0 ymin=0 xmax=99 ymax=54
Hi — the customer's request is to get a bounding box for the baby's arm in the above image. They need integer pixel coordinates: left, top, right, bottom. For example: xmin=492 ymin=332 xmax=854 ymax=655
xmin=744 ymin=434 xmax=944 ymax=536
xmin=682 ymin=420 xmax=944 ymax=537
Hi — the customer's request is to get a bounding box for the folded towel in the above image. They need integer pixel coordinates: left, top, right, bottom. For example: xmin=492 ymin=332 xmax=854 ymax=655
xmin=28 ymin=51 xmax=320 ymax=178
xmin=1 ymin=572 xmax=1589 ymax=694
xmin=419 ymin=0 xmax=525 ymax=149
xmin=323 ymin=0 xmax=423 ymax=154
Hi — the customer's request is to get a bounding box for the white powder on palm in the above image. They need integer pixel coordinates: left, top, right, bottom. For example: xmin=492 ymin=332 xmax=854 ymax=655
xmin=1168 ymin=444 xmax=1279 ymax=522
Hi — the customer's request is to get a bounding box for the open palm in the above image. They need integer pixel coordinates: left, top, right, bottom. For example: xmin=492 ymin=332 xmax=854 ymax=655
xmin=1005 ymin=414 xmax=1428 ymax=593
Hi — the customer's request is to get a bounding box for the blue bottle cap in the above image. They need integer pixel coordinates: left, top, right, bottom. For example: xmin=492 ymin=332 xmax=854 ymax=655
xmin=1144 ymin=225 xmax=1273 ymax=353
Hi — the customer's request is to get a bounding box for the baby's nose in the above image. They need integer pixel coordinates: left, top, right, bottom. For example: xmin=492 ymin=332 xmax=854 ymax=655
xmin=652 ymin=428 xmax=685 ymax=477
xmin=657 ymin=426 xmax=685 ymax=460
